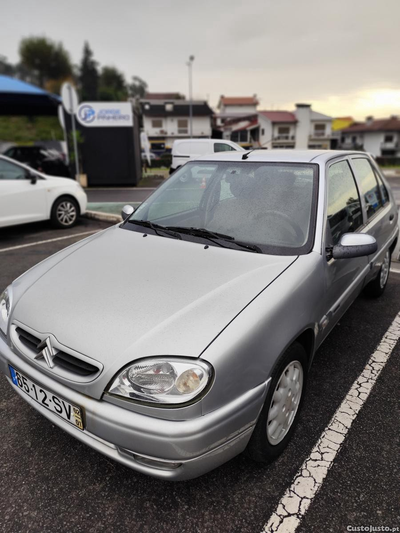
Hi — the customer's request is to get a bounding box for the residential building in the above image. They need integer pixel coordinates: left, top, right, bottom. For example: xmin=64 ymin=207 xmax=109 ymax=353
xmin=294 ymin=104 xmax=332 ymax=150
xmin=340 ymin=116 xmax=400 ymax=157
xmin=217 ymin=101 xmax=333 ymax=150
xmin=141 ymin=99 xmax=213 ymax=152
xmin=217 ymin=95 xmax=259 ymax=115
xmin=258 ymin=111 xmax=297 ymax=149
xmin=331 ymin=117 xmax=355 ymax=149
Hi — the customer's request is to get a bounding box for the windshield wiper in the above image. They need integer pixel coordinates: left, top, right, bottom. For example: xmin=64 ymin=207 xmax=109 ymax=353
xmin=166 ymin=226 xmax=263 ymax=253
xmin=165 ymin=226 xmax=234 ymax=240
xmin=127 ymin=220 xmax=182 ymax=240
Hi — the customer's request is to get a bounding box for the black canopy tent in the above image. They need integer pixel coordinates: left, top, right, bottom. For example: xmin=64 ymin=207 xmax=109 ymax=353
xmin=0 ymin=75 xmax=60 ymax=116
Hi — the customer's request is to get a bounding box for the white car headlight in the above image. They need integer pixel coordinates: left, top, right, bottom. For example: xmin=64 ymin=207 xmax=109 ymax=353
xmin=0 ymin=286 xmax=12 ymax=336
xmin=108 ymin=358 xmax=213 ymax=405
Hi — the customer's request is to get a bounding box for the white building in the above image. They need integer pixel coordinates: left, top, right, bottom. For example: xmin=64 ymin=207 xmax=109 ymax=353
xmin=294 ymin=104 xmax=332 ymax=150
xmin=223 ymin=102 xmax=333 ymax=150
xmin=141 ymin=99 xmax=213 ymax=152
xmin=340 ymin=116 xmax=400 ymax=158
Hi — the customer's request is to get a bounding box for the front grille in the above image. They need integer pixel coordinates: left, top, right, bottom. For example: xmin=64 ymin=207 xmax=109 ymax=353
xmin=53 ymin=351 xmax=98 ymax=376
xmin=16 ymin=327 xmax=41 ymax=354
xmin=14 ymin=326 xmax=101 ymax=378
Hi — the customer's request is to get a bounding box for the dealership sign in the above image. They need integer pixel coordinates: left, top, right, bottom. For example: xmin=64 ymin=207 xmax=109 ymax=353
xmin=76 ymin=102 xmax=133 ymax=127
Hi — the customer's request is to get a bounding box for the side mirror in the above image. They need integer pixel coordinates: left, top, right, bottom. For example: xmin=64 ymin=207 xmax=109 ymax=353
xmin=332 ymin=233 xmax=377 ymax=260
xmin=28 ymin=173 xmax=37 ymax=185
xmin=121 ymin=205 xmax=135 ymax=220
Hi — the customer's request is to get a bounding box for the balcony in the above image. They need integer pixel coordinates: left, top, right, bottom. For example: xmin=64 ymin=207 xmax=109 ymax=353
xmin=310 ymin=131 xmax=330 ymax=139
xmin=381 ymin=140 xmax=398 ymax=150
xmin=340 ymin=141 xmax=364 ymax=150
xmin=272 ymin=135 xmax=295 ymax=142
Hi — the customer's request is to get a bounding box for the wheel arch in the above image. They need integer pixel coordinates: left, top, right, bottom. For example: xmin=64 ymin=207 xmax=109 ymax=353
xmin=51 ymin=194 xmax=81 ymax=217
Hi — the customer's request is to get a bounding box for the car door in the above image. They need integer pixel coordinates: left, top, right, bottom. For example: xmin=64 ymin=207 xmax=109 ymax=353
xmin=319 ymin=158 xmax=368 ymax=342
xmin=348 ymin=156 xmax=396 ymax=284
xmin=0 ymin=158 xmax=47 ymax=228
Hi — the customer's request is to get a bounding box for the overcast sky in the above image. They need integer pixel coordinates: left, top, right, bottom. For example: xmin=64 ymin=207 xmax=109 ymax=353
xmin=3 ymin=0 xmax=400 ymax=119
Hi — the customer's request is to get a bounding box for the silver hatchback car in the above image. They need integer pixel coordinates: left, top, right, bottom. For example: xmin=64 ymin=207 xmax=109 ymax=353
xmin=0 ymin=150 xmax=398 ymax=480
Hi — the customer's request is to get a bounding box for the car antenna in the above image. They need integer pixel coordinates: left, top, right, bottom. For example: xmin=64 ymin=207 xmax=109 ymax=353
xmin=242 ymin=149 xmax=255 ymax=160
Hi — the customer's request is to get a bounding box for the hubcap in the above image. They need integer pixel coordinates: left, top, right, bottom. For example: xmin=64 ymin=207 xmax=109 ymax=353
xmin=57 ymin=202 xmax=77 ymax=226
xmin=267 ymin=360 xmax=303 ymax=445
xmin=380 ymin=251 xmax=390 ymax=289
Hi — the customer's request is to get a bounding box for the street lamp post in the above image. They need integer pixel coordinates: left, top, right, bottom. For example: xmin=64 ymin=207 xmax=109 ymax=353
xmin=187 ymin=55 xmax=195 ymax=138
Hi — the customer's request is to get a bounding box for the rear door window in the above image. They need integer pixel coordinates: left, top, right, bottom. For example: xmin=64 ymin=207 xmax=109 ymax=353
xmin=351 ymin=158 xmax=383 ymax=219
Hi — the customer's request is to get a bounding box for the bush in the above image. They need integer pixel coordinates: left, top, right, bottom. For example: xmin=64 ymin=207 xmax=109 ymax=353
xmin=376 ymin=156 xmax=400 ymax=167
xmin=144 ymin=153 xmax=172 ymax=168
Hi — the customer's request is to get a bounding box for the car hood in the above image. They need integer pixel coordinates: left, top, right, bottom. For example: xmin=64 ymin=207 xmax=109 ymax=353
xmin=13 ymin=225 xmax=296 ymax=369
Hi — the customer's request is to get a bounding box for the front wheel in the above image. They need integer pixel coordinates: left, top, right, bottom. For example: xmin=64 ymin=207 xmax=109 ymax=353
xmin=51 ymin=197 xmax=79 ymax=229
xmin=364 ymin=249 xmax=391 ymax=298
xmin=246 ymin=342 xmax=308 ymax=463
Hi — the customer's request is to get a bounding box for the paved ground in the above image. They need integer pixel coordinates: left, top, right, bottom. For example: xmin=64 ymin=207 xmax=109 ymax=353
xmin=86 ymin=187 xmax=155 ymax=204
xmin=0 ymin=219 xmax=399 ymax=533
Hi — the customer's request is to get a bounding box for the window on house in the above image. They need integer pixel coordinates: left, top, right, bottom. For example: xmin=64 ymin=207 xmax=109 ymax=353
xmin=327 ymin=160 xmax=363 ymax=245
xmin=384 ymin=134 xmax=393 ymax=143
xmin=152 ymin=119 xmax=163 ymax=129
xmin=177 ymin=119 xmax=188 ymax=134
xmin=314 ymin=124 xmax=326 ymax=137
xmin=278 ymin=126 xmax=290 ymax=135
xmin=231 ymin=132 xmax=239 ymax=142
xmin=238 ymin=130 xmax=248 ymax=143
xmin=277 ymin=126 xmax=290 ymax=139
xmin=261 ymin=128 xmax=265 ymax=136
xmin=351 ymin=158 xmax=383 ymax=219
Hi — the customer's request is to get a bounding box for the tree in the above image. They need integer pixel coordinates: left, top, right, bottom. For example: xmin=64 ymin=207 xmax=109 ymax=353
xmin=79 ymin=42 xmax=99 ymax=101
xmin=19 ymin=37 xmax=72 ymax=88
xmin=0 ymin=55 xmax=15 ymax=76
xmin=128 ymin=76 xmax=148 ymax=99
xmin=98 ymin=66 xmax=127 ymax=101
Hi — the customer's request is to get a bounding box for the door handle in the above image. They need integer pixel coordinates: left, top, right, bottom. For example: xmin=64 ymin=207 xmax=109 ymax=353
xmin=389 ymin=214 xmax=394 ymax=222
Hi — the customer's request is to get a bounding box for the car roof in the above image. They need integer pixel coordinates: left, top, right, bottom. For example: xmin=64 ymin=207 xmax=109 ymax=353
xmin=195 ymin=149 xmax=365 ymax=164
xmin=173 ymin=139 xmax=233 ymax=144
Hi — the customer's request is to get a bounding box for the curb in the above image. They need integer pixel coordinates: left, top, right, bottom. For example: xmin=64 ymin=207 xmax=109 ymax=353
xmin=85 ymin=210 xmax=122 ymax=223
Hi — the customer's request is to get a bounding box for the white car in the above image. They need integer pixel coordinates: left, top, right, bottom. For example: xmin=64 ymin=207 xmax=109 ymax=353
xmin=0 ymin=155 xmax=87 ymax=229
xmin=170 ymin=139 xmax=243 ymax=174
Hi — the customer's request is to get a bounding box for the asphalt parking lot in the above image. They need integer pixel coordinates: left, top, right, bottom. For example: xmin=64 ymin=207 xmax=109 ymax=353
xmin=0 ymin=218 xmax=399 ymax=533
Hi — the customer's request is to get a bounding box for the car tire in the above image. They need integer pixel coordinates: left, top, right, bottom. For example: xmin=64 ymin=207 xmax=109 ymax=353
xmin=246 ymin=342 xmax=308 ymax=463
xmin=364 ymin=249 xmax=391 ymax=298
xmin=51 ymin=196 xmax=79 ymax=229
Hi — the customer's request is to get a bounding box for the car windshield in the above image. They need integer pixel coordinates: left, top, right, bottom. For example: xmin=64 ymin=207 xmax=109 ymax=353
xmin=127 ymin=161 xmax=318 ymax=255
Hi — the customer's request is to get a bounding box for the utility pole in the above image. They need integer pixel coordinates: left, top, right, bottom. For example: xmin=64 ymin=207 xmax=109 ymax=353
xmin=187 ymin=55 xmax=195 ymax=138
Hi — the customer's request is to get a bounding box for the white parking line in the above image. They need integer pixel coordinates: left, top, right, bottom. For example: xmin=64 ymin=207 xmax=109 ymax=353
xmin=262 ymin=311 xmax=400 ymax=533
xmin=0 ymin=230 xmax=98 ymax=253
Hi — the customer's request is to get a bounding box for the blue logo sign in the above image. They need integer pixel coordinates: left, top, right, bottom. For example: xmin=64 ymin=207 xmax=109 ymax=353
xmin=78 ymin=105 xmax=96 ymax=123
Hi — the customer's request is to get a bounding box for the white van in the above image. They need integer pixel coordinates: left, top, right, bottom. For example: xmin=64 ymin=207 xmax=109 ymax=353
xmin=170 ymin=139 xmax=244 ymax=173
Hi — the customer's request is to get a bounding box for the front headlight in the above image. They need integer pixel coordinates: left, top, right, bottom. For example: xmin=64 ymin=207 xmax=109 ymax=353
xmin=108 ymin=358 xmax=213 ymax=405
xmin=0 ymin=286 xmax=12 ymax=336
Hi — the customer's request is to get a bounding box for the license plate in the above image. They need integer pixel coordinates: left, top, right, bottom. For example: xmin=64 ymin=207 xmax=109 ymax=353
xmin=9 ymin=365 xmax=84 ymax=430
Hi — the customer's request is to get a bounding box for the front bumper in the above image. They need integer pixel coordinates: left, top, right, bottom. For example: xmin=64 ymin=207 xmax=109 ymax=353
xmin=0 ymin=334 xmax=268 ymax=480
